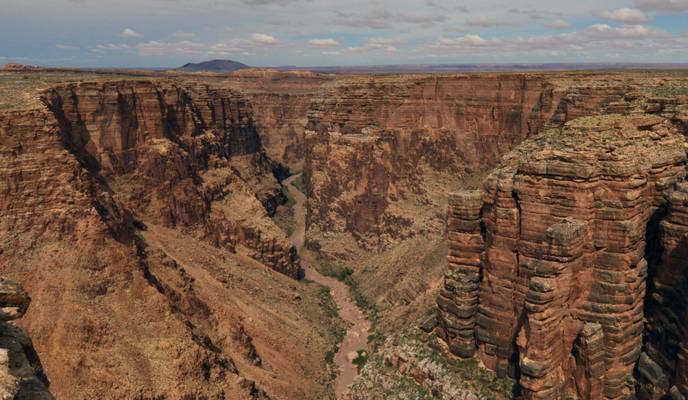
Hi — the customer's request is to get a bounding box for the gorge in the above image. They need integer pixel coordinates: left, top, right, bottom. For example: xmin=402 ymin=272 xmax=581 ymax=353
xmin=0 ymin=66 xmax=687 ymax=399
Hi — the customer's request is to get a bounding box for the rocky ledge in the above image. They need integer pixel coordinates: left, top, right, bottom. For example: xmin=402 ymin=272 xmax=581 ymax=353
xmin=437 ymin=114 xmax=688 ymax=400
xmin=0 ymin=280 xmax=53 ymax=400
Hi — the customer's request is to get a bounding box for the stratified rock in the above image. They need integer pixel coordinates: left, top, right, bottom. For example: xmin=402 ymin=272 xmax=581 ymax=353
xmin=43 ymin=80 xmax=299 ymax=278
xmin=437 ymin=190 xmax=484 ymax=357
xmin=437 ymin=114 xmax=688 ymax=400
xmin=0 ymin=89 xmax=334 ymax=399
xmin=0 ymin=281 xmax=30 ymax=323
xmin=0 ymin=280 xmax=53 ymax=400
xmin=305 ymin=74 xmax=565 ymax=249
xmin=638 ymin=175 xmax=688 ymax=400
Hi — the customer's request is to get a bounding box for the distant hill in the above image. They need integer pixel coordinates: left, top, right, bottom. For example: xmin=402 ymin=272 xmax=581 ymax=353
xmin=178 ymin=59 xmax=249 ymax=73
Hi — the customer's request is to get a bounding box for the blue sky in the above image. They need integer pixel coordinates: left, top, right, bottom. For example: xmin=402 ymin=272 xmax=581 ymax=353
xmin=1 ymin=0 xmax=687 ymax=68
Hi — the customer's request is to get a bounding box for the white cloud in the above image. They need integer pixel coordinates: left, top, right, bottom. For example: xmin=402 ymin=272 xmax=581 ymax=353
xmin=545 ymin=19 xmax=572 ymax=29
xmin=308 ymin=38 xmax=339 ymax=48
xmin=135 ymin=33 xmax=282 ymax=57
xmin=172 ymin=31 xmax=195 ymax=39
xmin=92 ymin=43 xmax=130 ymax=54
xmin=635 ymin=0 xmax=688 ymax=12
xmin=56 ymin=44 xmax=79 ymax=50
xmin=466 ymin=16 xmax=521 ymax=28
xmin=596 ymin=8 xmax=650 ymax=23
xmin=120 ymin=28 xmax=143 ymax=38
xmin=429 ymin=23 xmax=668 ymax=57
xmin=335 ymin=9 xmax=449 ymax=29
xmin=342 ymin=38 xmax=400 ymax=54
xmin=251 ymin=33 xmax=278 ymax=44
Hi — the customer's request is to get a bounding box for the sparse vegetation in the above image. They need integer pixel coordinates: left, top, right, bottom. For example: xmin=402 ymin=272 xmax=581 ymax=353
xmin=271 ymin=188 xmax=296 ymax=236
xmin=310 ymin=254 xmax=381 ymax=326
xmin=350 ymin=327 xmax=516 ymax=400
xmin=291 ymin=174 xmax=307 ymax=194
xmin=352 ymin=350 xmax=368 ymax=370
xmin=317 ymin=285 xmax=347 ymax=382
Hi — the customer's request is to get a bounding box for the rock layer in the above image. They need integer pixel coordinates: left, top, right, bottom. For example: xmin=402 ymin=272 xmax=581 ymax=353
xmin=305 ymin=74 xmax=564 ymax=248
xmin=638 ymin=175 xmax=688 ymax=399
xmin=0 ymin=86 xmax=337 ymax=399
xmin=0 ymin=279 xmax=53 ymax=400
xmin=44 ymin=80 xmax=299 ymax=278
xmin=437 ymin=114 xmax=688 ymax=399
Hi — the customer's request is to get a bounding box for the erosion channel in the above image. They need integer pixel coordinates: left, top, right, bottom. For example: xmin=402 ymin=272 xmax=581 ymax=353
xmin=284 ymin=174 xmax=372 ymax=398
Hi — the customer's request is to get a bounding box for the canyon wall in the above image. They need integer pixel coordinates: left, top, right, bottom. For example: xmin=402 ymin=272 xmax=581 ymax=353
xmin=437 ymin=114 xmax=688 ymax=399
xmin=204 ymin=69 xmax=335 ymax=173
xmin=304 ymin=74 xmax=565 ymax=249
xmin=44 ymin=80 xmax=299 ymax=277
xmin=304 ymin=73 xmax=688 ymax=252
xmin=0 ymin=83 xmax=340 ymax=399
xmin=0 ymin=279 xmax=53 ymax=399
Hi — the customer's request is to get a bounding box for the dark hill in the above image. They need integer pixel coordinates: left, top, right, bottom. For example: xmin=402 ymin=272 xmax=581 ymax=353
xmin=178 ymin=59 xmax=249 ymax=72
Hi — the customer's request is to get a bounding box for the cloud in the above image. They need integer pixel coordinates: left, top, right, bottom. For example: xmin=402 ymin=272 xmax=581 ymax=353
xmin=545 ymin=19 xmax=572 ymax=29
xmin=342 ymin=37 xmax=401 ymax=54
xmin=467 ymin=17 xmax=521 ymax=28
xmin=508 ymin=8 xmax=563 ymax=20
xmin=120 ymin=28 xmax=143 ymax=38
xmin=240 ymin=0 xmax=304 ymax=5
xmin=56 ymin=44 xmax=79 ymax=50
xmin=135 ymin=34 xmax=282 ymax=58
xmin=635 ymin=0 xmax=688 ymax=12
xmin=250 ymin=33 xmax=278 ymax=44
xmin=172 ymin=31 xmax=195 ymax=39
xmin=596 ymin=8 xmax=650 ymax=23
xmin=92 ymin=43 xmax=130 ymax=54
xmin=429 ymin=23 xmax=668 ymax=56
xmin=335 ymin=9 xmax=449 ymax=30
xmin=308 ymin=38 xmax=339 ymax=48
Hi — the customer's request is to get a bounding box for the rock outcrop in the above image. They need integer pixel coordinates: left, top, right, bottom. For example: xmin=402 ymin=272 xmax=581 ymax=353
xmin=304 ymin=74 xmax=565 ymax=249
xmin=303 ymin=73 xmax=688 ymax=253
xmin=221 ymin=69 xmax=335 ymax=172
xmin=437 ymin=114 xmax=688 ymax=399
xmin=0 ymin=280 xmax=53 ymax=400
xmin=0 ymin=85 xmax=340 ymax=399
xmin=44 ymin=80 xmax=299 ymax=278
xmin=638 ymin=174 xmax=688 ymax=399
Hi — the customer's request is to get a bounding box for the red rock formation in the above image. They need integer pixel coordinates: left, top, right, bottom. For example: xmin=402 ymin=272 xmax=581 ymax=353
xmin=303 ymin=73 xmax=688 ymax=252
xmin=0 ymin=91 xmax=336 ymax=399
xmin=638 ymin=175 xmax=688 ymax=399
xmin=305 ymin=74 xmax=565 ymax=248
xmin=0 ymin=279 xmax=54 ymax=399
xmin=188 ymin=69 xmax=335 ymax=173
xmin=44 ymin=80 xmax=299 ymax=278
xmin=437 ymin=114 xmax=688 ymax=399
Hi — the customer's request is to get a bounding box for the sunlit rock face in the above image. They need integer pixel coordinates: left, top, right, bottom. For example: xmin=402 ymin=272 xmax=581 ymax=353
xmin=438 ymin=114 xmax=688 ymax=400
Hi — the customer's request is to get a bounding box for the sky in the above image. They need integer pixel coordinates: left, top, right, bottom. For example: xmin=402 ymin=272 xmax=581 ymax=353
xmin=1 ymin=0 xmax=688 ymax=68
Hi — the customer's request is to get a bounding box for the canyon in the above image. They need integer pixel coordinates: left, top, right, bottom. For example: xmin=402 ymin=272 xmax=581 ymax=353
xmin=0 ymin=66 xmax=687 ymax=399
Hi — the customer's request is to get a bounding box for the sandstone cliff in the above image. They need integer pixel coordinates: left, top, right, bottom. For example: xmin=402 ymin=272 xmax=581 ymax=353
xmin=437 ymin=114 xmax=688 ymax=399
xmin=0 ymin=279 xmax=53 ymax=400
xmin=304 ymin=73 xmax=688 ymax=252
xmin=44 ymin=80 xmax=299 ymax=278
xmin=305 ymin=74 xmax=564 ymax=249
xmin=219 ymin=69 xmax=335 ymax=172
xmin=0 ymin=85 xmax=341 ymax=399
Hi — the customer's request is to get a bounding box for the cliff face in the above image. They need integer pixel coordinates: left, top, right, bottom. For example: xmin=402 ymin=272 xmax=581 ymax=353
xmin=639 ymin=175 xmax=688 ymax=399
xmin=437 ymin=114 xmax=688 ymax=399
xmin=245 ymin=92 xmax=312 ymax=172
xmin=44 ymin=81 xmax=298 ymax=278
xmin=0 ymin=87 xmax=339 ymax=399
xmin=303 ymin=73 xmax=688 ymax=252
xmin=304 ymin=74 xmax=565 ymax=249
xmin=219 ymin=69 xmax=336 ymax=173
xmin=0 ymin=279 xmax=54 ymax=400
